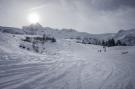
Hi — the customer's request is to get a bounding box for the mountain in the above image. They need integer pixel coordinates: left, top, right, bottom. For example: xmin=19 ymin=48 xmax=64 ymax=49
xmin=114 ymin=29 xmax=135 ymax=46
xmin=22 ymin=23 xmax=44 ymax=35
xmin=0 ymin=26 xmax=24 ymax=34
xmin=0 ymin=23 xmax=135 ymax=45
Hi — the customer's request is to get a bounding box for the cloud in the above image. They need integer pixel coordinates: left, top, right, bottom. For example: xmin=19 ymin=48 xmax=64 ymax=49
xmin=0 ymin=0 xmax=135 ymax=33
xmin=82 ymin=0 xmax=135 ymax=11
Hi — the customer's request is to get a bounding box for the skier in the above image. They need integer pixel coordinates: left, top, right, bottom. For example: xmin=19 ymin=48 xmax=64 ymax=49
xmin=98 ymin=49 xmax=102 ymax=52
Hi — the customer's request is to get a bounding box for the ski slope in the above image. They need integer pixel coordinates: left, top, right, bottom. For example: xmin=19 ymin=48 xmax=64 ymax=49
xmin=0 ymin=33 xmax=135 ymax=89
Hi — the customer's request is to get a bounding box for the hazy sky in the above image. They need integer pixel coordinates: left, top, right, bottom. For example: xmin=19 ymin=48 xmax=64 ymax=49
xmin=0 ymin=0 xmax=135 ymax=34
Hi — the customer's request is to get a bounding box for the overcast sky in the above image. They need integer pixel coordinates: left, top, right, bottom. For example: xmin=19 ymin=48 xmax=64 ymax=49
xmin=0 ymin=0 xmax=135 ymax=34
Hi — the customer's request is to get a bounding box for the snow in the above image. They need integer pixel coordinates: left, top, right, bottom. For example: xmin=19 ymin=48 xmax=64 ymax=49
xmin=0 ymin=32 xmax=135 ymax=89
xmin=1 ymin=24 xmax=135 ymax=45
xmin=114 ymin=29 xmax=135 ymax=45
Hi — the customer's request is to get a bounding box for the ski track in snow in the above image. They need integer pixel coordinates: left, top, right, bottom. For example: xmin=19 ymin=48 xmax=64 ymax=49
xmin=0 ymin=39 xmax=135 ymax=89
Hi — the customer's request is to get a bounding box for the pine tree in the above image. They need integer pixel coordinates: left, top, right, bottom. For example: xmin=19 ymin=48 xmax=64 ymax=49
xmin=102 ymin=40 xmax=106 ymax=46
xmin=111 ymin=39 xmax=115 ymax=46
xmin=116 ymin=40 xmax=122 ymax=46
xmin=105 ymin=39 xmax=115 ymax=47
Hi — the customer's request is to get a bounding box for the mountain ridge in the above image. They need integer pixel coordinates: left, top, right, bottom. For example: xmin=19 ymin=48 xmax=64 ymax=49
xmin=0 ymin=23 xmax=135 ymax=45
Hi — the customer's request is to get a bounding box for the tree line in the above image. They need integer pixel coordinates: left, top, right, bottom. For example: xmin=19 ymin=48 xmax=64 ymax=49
xmin=78 ymin=37 xmax=127 ymax=47
xmin=101 ymin=39 xmax=126 ymax=47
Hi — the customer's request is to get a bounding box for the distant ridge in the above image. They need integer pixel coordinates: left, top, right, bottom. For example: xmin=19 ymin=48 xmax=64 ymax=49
xmin=0 ymin=24 xmax=135 ymax=45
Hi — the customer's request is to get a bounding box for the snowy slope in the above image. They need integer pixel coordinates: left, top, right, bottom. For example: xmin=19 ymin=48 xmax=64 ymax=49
xmin=114 ymin=29 xmax=135 ymax=45
xmin=0 ymin=31 xmax=135 ymax=89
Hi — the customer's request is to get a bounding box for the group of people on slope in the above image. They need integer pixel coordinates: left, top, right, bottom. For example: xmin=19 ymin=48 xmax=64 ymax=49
xmin=98 ymin=46 xmax=106 ymax=52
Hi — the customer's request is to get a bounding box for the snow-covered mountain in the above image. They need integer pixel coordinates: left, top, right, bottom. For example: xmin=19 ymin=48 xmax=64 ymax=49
xmin=114 ymin=29 xmax=135 ymax=46
xmin=0 ymin=26 xmax=24 ymax=34
xmin=0 ymin=24 xmax=111 ymax=45
xmin=0 ymin=23 xmax=135 ymax=45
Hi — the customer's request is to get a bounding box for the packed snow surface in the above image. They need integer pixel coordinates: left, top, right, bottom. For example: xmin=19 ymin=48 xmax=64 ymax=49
xmin=0 ymin=33 xmax=135 ymax=89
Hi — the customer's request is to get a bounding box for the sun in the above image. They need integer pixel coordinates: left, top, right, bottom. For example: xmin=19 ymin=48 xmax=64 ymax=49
xmin=28 ymin=13 xmax=40 ymax=24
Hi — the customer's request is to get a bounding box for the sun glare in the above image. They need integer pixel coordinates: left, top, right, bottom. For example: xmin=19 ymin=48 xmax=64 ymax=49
xmin=28 ymin=13 xmax=40 ymax=24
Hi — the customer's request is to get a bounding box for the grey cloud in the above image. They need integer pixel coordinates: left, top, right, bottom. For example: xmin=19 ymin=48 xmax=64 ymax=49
xmin=76 ymin=0 xmax=135 ymax=11
xmin=0 ymin=0 xmax=135 ymax=33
